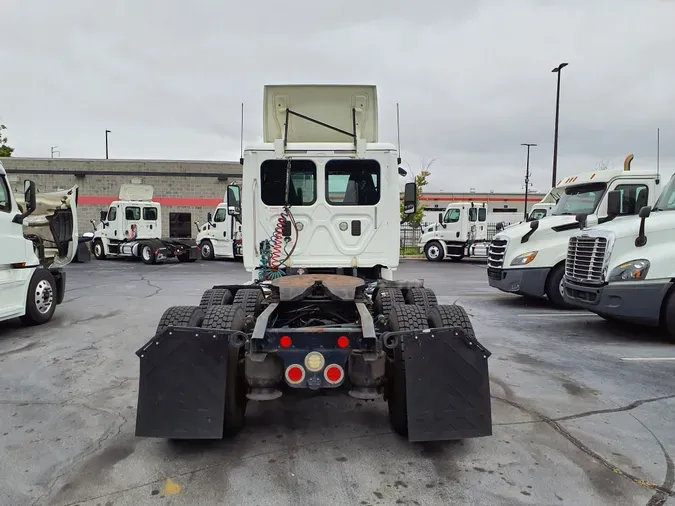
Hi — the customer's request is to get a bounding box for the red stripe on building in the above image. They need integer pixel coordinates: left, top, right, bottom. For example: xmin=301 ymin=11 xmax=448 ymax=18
xmin=78 ymin=196 xmax=223 ymax=207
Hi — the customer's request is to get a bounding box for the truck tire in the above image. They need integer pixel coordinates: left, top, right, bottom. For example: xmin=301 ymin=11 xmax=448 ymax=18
xmin=141 ymin=244 xmax=156 ymax=265
xmin=386 ymin=304 xmax=429 ymax=437
xmin=93 ymin=240 xmax=106 ymax=260
xmin=427 ymin=304 xmax=476 ymax=341
xmin=404 ymin=287 xmax=438 ymax=311
xmin=374 ymin=287 xmax=405 ymax=319
xmin=20 ymin=269 xmax=58 ymax=326
xmin=155 ymin=306 xmax=205 ymax=336
xmin=545 ymin=263 xmax=571 ymax=308
xmin=202 ymin=305 xmax=248 ymax=436
xmin=424 ymin=241 xmax=444 ymax=261
xmin=233 ymin=288 xmax=264 ymax=317
xmin=200 ymin=240 xmax=215 ymax=260
xmin=200 ymin=288 xmax=234 ymax=309
xmin=660 ymin=290 xmax=675 ymax=342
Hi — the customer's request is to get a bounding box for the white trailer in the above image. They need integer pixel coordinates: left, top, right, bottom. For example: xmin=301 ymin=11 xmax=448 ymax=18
xmin=418 ymin=201 xmax=500 ymax=261
xmin=563 ymin=172 xmax=675 ymax=340
xmin=487 ymin=155 xmax=661 ymax=307
xmin=0 ymin=162 xmax=79 ymax=325
xmin=92 ymin=184 xmax=199 ymax=264
xmin=195 ymin=184 xmax=243 ymax=260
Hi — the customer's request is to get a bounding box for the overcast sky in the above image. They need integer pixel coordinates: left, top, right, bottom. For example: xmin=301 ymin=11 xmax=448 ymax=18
xmin=2 ymin=1 xmax=674 ymax=193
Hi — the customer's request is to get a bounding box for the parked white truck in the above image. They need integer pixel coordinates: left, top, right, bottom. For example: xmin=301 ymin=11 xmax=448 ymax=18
xmin=92 ymin=184 xmax=199 ymax=264
xmin=418 ymin=202 xmax=496 ymax=261
xmin=195 ymin=184 xmax=243 ymax=260
xmin=563 ymin=172 xmax=675 ymax=339
xmin=1 ymin=162 xmax=79 ymax=325
xmin=487 ymin=155 xmax=661 ymax=307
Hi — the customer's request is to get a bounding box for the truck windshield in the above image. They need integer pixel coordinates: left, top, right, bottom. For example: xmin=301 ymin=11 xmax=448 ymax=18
xmin=652 ymin=177 xmax=675 ymax=211
xmin=551 ymin=183 xmax=606 ymax=216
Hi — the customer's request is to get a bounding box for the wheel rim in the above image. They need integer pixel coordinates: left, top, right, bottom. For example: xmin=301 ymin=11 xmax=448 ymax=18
xmin=95 ymin=243 xmax=101 ymax=256
xmin=427 ymin=245 xmax=440 ymax=259
xmin=35 ymin=279 xmax=54 ymax=314
xmin=202 ymin=243 xmax=211 ymax=257
xmin=559 ymin=278 xmax=565 ymax=298
xmin=142 ymin=247 xmax=151 ymax=261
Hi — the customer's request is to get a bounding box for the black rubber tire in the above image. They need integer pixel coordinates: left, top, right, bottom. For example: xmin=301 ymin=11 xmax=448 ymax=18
xmin=93 ymin=240 xmax=106 ymax=260
xmin=200 ymin=240 xmax=215 ymax=260
xmin=374 ymin=287 xmax=405 ymax=319
xmin=424 ymin=240 xmax=445 ymax=262
xmin=404 ymin=287 xmax=438 ymax=311
xmin=20 ymin=269 xmax=57 ymax=326
xmin=660 ymin=290 xmax=675 ymax=343
xmin=232 ymin=288 xmax=264 ymax=317
xmin=386 ymin=304 xmax=429 ymax=438
xmin=199 ymin=288 xmax=234 ymax=309
xmin=427 ymin=304 xmax=476 ymax=342
xmin=155 ymin=305 xmax=205 ymax=336
xmin=545 ymin=263 xmax=571 ymax=308
xmin=202 ymin=305 xmax=248 ymax=436
xmin=141 ymin=244 xmax=156 ymax=265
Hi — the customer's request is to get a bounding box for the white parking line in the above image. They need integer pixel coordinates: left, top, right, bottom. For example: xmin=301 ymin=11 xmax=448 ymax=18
xmin=516 ymin=313 xmax=596 ymax=317
xmin=620 ymin=357 xmax=675 ymax=362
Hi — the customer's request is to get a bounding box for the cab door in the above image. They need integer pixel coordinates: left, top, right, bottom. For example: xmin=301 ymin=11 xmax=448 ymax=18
xmin=101 ymin=205 xmax=118 ymax=240
xmin=0 ymin=175 xmax=27 ymax=319
xmin=210 ymin=206 xmax=231 ymax=256
xmin=441 ymin=207 xmax=462 ymax=241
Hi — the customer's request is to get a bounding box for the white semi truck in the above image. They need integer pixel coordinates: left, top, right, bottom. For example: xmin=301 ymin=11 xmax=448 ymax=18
xmin=0 ymin=162 xmax=79 ymax=325
xmin=195 ymin=184 xmax=243 ymax=260
xmin=92 ymin=184 xmax=199 ymax=264
xmin=487 ymin=155 xmax=661 ymax=307
xmin=134 ymin=84 xmax=493 ymax=445
xmin=418 ymin=201 xmax=495 ymax=261
xmin=563 ymin=172 xmax=675 ymax=339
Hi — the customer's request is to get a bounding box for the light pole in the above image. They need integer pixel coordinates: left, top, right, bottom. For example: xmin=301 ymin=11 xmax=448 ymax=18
xmin=105 ymin=129 xmax=111 ymax=159
xmin=521 ymin=143 xmax=537 ymax=220
xmin=551 ymin=62 xmax=568 ymax=188
xmin=50 ymin=146 xmax=60 ymax=158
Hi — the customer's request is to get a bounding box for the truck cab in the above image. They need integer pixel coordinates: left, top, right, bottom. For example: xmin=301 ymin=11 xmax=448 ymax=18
xmin=563 ymin=172 xmax=675 ymax=339
xmin=418 ymin=202 xmax=491 ymax=261
xmin=487 ymin=155 xmax=660 ymax=307
xmin=1 ymin=162 xmax=79 ymax=324
xmin=196 ymin=184 xmax=243 ymax=260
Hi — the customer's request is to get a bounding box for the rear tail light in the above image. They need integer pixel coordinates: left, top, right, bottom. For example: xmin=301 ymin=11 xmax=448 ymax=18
xmin=324 ymin=364 xmax=344 ymax=385
xmin=285 ymin=365 xmax=305 ymax=384
xmin=337 ymin=336 xmax=350 ymax=349
xmin=279 ymin=335 xmax=292 ymax=348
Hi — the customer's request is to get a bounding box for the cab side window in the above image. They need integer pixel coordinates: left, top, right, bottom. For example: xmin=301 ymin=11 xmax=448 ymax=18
xmin=613 ymin=184 xmax=648 ymax=215
xmin=0 ymin=177 xmax=11 ymax=213
xmin=478 ymin=208 xmax=487 ymax=222
xmin=107 ymin=207 xmax=117 ymax=221
xmin=444 ymin=208 xmax=461 ymax=223
xmin=143 ymin=207 xmax=157 ymax=220
xmin=213 ymin=208 xmax=228 ymax=222
xmin=468 ymin=208 xmax=478 ymax=222
xmin=125 ymin=206 xmax=141 ymax=220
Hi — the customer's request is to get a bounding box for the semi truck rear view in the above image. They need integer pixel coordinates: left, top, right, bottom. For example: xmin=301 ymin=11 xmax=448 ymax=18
xmin=134 ymin=84 xmax=493 ymax=444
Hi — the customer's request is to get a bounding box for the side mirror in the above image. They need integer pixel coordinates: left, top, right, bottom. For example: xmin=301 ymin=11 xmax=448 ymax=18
xmin=12 ymin=180 xmax=37 ymax=224
xmin=438 ymin=212 xmax=443 ymax=223
xmin=607 ymin=190 xmax=621 ymax=216
xmin=207 ymin=212 xmax=213 ymax=222
xmin=639 ymin=205 xmax=652 ymax=219
xmin=636 ymin=206 xmax=652 ymax=247
xmin=398 ymin=167 xmax=407 ymax=177
xmin=575 ymin=213 xmax=588 ymax=229
xmin=227 ymin=184 xmax=241 ymax=215
xmin=100 ymin=210 xmax=108 ymax=222
xmin=403 ymin=182 xmax=417 ymax=215
xmin=496 ymin=222 xmax=504 ymax=232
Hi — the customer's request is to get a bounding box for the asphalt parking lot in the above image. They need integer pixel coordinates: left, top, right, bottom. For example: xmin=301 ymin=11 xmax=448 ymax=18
xmin=1 ymin=258 xmax=674 ymax=506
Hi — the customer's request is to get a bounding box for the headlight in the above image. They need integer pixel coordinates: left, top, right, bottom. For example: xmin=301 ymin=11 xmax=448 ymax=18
xmin=510 ymin=251 xmax=538 ymax=266
xmin=608 ymin=259 xmax=650 ymax=282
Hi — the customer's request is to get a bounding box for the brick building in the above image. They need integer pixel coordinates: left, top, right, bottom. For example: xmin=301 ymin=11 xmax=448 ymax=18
xmin=1 ymin=157 xmax=242 ymax=238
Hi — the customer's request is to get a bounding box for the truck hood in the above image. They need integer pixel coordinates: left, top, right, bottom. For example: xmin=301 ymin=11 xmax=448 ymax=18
xmin=16 ymin=186 xmax=79 ymax=269
xmin=495 ymin=215 xmax=579 ymax=241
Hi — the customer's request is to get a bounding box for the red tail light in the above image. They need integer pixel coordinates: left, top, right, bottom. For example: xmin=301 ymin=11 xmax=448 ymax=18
xmin=324 ymin=364 xmax=344 ymax=385
xmin=337 ymin=336 xmax=350 ymax=349
xmin=280 ymin=335 xmax=292 ymax=348
xmin=285 ymin=365 xmax=305 ymax=384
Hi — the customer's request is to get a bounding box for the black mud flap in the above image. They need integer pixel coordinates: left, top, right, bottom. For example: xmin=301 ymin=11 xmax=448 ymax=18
xmin=135 ymin=326 xmax=232 ymax=439
xmin=402 ymin=327 xmax=492 ymax=442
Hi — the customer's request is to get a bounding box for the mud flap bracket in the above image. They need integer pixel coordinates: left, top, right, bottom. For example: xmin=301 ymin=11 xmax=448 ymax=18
xmin=135 ymin=326 xmax=243 ymax=439
xmin=401 ymin=327 xmax=492 ymax=442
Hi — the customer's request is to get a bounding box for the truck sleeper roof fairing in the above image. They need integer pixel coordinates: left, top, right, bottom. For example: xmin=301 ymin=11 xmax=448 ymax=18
xmin=118 ymin=184 xmax=154 ymax=201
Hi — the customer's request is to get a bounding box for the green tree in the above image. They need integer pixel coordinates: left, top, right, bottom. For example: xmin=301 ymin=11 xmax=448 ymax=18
xmin=400 ymin=158 xmax=434 ymax=227
xmin=0 ymin=124 xmax=14 ymax=157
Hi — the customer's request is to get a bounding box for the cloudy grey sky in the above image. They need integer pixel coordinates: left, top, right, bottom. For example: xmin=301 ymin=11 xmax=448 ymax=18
xmin=2 ymin=0 xmax=674 ymax=193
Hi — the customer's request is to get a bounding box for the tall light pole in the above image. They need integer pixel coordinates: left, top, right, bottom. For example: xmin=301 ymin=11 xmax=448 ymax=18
xmin=521 ymin=143 xmax=537 ymax=220
xmin=50 ymin=146 xmax=60 ymax=158
xmin=551 ymin=62 xmax=568 ymax=188
xmin=105 ymin=129 xmax=111 ymax=159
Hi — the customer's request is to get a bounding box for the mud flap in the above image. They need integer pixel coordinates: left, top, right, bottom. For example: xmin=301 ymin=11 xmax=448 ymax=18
xmin=402 ymin=328 xmax=492 ymax=442
xmin=135 ymin=326 xmax=231 ymax=439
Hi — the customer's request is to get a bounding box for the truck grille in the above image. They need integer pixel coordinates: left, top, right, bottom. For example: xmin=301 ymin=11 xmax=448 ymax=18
xmin=488 ymin=238 xmax=508 ymax=269
xmin=566 ymin=236 xmax=608 ymax=284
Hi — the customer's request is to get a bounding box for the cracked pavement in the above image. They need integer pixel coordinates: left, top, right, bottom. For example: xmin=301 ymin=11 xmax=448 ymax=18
xmin=0 ymin=258 xmax=674 ymax=505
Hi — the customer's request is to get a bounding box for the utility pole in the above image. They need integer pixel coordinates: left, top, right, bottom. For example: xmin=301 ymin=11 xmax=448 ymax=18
xmin=105 ymin=129 xmax=111 ymax=159
xmin=521 ymin=143 xmax=537 ymax=220
xmin=50 ymin=146 xmax=60 ymax=158
xmin=551 ymin=62 xmax=569 ymax=188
